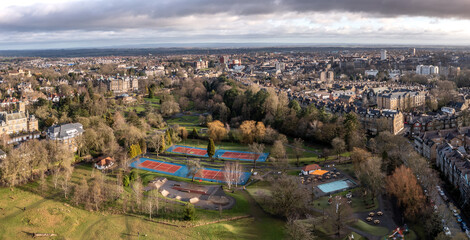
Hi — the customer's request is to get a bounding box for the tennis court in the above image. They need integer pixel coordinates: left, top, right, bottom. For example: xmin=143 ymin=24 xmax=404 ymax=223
xmin=195 ymin=169 xmax=225 ymax=181
xmin=216 ymin=149 xmax=269 ymax=162
xmin=138 ymin=160 xmax=182 ymax=173
xmin=166 ymin=145 xmax=208 ymax=157
xmin=166 ymin=145 xmax=269 ymax=162
xmin=130 ymin=158 xmax=251 ymax=184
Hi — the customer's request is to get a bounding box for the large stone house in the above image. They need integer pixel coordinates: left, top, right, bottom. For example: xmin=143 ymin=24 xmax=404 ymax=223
xmin=46 ymin=123 xmax=84 ymax=152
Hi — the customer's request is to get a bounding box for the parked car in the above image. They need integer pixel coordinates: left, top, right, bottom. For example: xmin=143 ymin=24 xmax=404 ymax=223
xmin=444 ymin=226 xmax=451 ymax=236
xmin=461 ymin=222 xmax=468 ymax=232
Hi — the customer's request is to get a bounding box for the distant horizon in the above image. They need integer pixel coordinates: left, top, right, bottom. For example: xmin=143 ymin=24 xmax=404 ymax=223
xmin=2 ymin=42 xmax=470 ymax=52
xmin=3 ymin=0 xmax=470 ymax=51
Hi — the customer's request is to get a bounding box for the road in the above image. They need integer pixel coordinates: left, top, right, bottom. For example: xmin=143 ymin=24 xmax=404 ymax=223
xmin=437 ymin=185 xmax=467 ymax=237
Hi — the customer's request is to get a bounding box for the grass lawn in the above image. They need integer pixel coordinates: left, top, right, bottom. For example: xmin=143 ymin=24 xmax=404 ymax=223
xmin=126 ymin=105 xmax=146 ymax=113
xmin=351 ymin=220 xmax=389 ymax=236
xmin=166 ymin=115 xmax=205 ymax=133
xmin=285 ymin=145 xmax=321 ymax=164
xmin=312 ymin=188 xmax=378 ymax=213
xmin=0 ymin=163 xmax=285 ymax=240
xmin=335 ymin=164 xmax=356 ymax=178
xmin=343 ymin=231 xmax=367 ymax=240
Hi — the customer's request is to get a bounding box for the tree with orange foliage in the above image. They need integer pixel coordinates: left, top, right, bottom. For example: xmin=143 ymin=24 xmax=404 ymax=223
xmin=239 ymin=120 xmax=266 ymax=144
xmin=207 ymin=120 xmax=228 ymax=143
xmin=386 ymin=165 xmax=427 ymax=219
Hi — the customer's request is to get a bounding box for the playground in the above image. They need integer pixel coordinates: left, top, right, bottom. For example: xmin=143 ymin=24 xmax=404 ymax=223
xmin=145 ymin=177 xmax=235 ymax=210
xmin=130 ymin=158 xmax=252 ymax=184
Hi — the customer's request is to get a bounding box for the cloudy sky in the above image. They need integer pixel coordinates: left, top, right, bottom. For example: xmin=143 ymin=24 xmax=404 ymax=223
xmin=1 ymin=0 xmax=470 ymax=49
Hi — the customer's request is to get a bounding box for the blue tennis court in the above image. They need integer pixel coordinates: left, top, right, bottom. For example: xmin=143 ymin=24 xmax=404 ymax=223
xmin=130 ymin=157 xmax=251 ymax=185
xmin=215 ymin=149 xmax=269 ymax=162
xmin=317 ymin=179 xmax=356 ymax=193
xmin=166 ymin=145 xmax=208 ymax=157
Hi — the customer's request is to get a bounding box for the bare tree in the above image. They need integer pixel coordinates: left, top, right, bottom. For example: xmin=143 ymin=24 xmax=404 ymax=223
xmin=331 ymin=137 xmax=346 ymax=161
xmin=132 ymin=176 xmax=143 ymax=212
xmin=186 ymin=159 xmax=202 ymax=182
xmin=73 ymin=177 xmax=89 ymax=207
xmin=271 ymin=140 xmax=286 ymax=160
xmin=60 ymin=170 xmax=72 ymax=199
xmin=292 ymin=138 xmax=305 ymax=166
xmin=325 ymin=196 xmax=354 ymax=236
xmin=266 ymin=175 xmax=309 ymax=218
xmin=91 ymin=172 xmax=105 ymax=211
xmin=355 ymin=156 xmax=384 ymax=203
xmin=223 ymin=161 xmax=243 ymax=189
xmin=286 ymin=217 xmax=316 ymax=240
xmin=249 ymin=143 xmax=265 ymax=169
xmin=145 ymin=190 xmax=160 ymax=219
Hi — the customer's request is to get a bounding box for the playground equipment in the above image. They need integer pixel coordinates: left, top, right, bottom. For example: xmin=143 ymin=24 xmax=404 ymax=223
xmin=388 ymin=224 xmax=409 ymax=240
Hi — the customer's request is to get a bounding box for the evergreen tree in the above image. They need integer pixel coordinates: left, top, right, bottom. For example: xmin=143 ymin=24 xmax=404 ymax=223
xmin=166 ymin=130 xmax=172 ymax=146
xmin=191 ymin=128 xmax=199 ymax=139
xmin=139 ymin=139 xmax=147 ymax=154
xmin=123 ymin=175 xmax=130 ymax=187
xmin=207 ymin=138 xmax=215 ymax=161
xmin=159 ymin=135 xmax=166 ymax=153
xmin=183 ymin=203 xmax=196 ymax=221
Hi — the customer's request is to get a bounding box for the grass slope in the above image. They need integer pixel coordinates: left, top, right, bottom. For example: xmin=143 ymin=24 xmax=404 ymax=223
xmin=0 ymin=164 xmax=284 ymax=240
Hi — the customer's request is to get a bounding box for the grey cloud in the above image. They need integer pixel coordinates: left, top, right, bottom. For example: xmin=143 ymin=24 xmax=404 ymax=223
xmin=1 ymin=0 xmax=470 ymax=32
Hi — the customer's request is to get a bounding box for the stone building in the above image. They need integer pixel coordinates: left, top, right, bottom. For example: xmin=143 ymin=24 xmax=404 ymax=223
xmin=377 ymin=90 xmax=425 ymax=111
xmin=0 ymin=102 xmax=38 ymax=135
xmin=46 ymin=123 xmax=84 ymax=152
xmin=106 ymin=76 xmax=139 ymax=94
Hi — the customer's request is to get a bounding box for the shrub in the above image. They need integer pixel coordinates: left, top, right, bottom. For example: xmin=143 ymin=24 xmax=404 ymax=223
xmin=123 ymin=175 xmax=130 ymax=187
xmin=183 ymin=203 xmax=196 ymax=221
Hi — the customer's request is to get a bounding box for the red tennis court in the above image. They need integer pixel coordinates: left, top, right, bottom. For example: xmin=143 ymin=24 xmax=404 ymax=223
xmin=221 ymin=152 xmax=260 ymax=160
xmin=172 ymin=146 xmax=207 ymax=156
xmin=138 ymin=160 xmax=182 ymax=173
xmin=195 ymin=169 xmax=225 ymax=181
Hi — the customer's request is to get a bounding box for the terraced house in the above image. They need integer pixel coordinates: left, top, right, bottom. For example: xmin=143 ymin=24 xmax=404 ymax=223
xmin=437 ymin=143 xmax=470 ymax=204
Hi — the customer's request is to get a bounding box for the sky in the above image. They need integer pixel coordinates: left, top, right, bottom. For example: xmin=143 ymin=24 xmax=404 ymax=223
xmin=1 ymin=0 xmax=470 ymax=50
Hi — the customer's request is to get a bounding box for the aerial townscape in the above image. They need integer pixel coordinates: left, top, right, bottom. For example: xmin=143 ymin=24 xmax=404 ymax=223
xmin=2 ymin=1 xmax=470 ymax=240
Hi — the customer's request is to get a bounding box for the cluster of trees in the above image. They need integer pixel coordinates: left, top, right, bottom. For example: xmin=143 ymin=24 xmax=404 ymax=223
xmin=0 ymin=140 xmax=73 ymax=189
xmin=351 ymin=131 xmax=445 ymax=238
xmin=171 ymin=76 xmax=364 ymax=150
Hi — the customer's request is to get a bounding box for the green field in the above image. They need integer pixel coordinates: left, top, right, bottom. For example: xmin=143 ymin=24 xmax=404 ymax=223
xmin=0 ymin=164 xmax=285 ymax=240
xmin=312 ymin=188 xmax=378 ymax=213
xmin=351 ymin=220 xmax=389 ymax=236
xmin=166 ymin=115 xmax=203 ymax=132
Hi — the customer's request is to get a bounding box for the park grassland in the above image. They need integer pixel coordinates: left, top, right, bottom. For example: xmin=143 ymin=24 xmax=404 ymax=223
xmin=0 ymin=164 xmax=285 ymax=240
